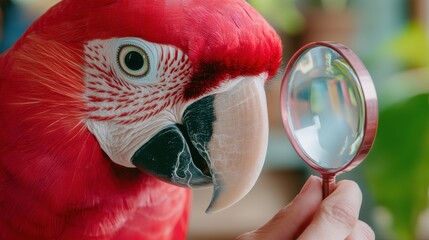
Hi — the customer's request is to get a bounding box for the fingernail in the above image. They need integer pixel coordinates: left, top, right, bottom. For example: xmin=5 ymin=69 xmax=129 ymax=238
xmin=300 ymin=175 xmax=317 ymax=194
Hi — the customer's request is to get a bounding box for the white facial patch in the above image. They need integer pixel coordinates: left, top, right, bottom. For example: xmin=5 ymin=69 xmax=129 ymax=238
xmin=83 ymin=38 xmax=192 ymax=167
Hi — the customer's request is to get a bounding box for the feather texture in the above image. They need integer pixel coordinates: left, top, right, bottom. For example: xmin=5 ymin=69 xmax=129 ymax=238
xmin=0 ymin=0 xmax=282 ymax=239
xmin=20 ymin=0 xmax=282 ymax=98
xmin=0 ymin=34 xmax=190 ymax=239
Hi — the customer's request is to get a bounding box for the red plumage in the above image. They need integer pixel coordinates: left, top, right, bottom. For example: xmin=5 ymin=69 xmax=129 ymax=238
xmin=0 ymin=0 xmax=282 ymax=239
xmin=0 ymin=35 xmax=190 ymax=239
xmin=19 ymin=0 xmax=281 ymax=98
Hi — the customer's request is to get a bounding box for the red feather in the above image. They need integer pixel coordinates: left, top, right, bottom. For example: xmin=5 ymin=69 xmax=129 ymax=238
xmin=0 ymin=34 xmax=190 ymax=239
xmin=0 ymin=0 xmax=282 ymax=239
xmin=19 ymin=0 xmax=282 ymax=99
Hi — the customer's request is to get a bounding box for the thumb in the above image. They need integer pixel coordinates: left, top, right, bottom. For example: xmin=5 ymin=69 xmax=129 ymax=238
xmin=236 ymin=176 xmax=323 ymax=240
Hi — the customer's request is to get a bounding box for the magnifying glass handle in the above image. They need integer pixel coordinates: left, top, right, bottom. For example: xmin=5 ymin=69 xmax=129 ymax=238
xmin=322 ymin=175 xmax=336 ymax=199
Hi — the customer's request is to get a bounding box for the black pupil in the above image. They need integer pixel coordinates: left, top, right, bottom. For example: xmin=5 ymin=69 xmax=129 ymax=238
xmin=125 ymin=51 xmax=144 ymax=71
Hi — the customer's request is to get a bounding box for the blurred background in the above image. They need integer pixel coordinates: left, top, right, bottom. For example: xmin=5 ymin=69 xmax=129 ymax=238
xmin=1 ymin=0 xmax=428 ymax=239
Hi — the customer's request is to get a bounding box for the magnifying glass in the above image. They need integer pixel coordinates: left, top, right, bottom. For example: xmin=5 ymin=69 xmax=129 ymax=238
xmin=280 ymin=42 xmax=378 ymax=198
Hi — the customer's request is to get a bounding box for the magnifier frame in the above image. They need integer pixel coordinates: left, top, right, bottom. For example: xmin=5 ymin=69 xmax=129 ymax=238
xmin=280 ymin=41 xmax=378 ymax=187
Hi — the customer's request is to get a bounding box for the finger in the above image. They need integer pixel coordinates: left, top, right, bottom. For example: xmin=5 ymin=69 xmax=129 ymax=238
xmin=346 ymin=221 xmax=375 ymax=240
xmin=236 ymin=176 xmax=323 ymax=240
xmin=298 ymin=180 xmax=362 ymax=240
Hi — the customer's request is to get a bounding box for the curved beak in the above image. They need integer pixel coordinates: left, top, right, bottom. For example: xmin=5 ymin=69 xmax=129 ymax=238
xmin=132 ymin=75 xmax=269 ymax=213
xmin=202 ymin=77 xmax=269 ymax=213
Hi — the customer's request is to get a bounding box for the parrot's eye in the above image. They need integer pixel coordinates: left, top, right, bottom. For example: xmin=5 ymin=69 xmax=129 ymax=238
xmin=118 ymin=45 xmax=150 ymax=77
xmin=112 ymin=38 xmax=158 ymax=85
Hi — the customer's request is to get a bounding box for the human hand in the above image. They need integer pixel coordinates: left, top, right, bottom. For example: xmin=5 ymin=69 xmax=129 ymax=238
xmin=237 ymin=176 xmax=375 ymax=240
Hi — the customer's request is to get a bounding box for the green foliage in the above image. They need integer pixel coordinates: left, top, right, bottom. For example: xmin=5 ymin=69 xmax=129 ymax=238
xmin=365 ymin=21 xmax=429 ymax=239
xmin=384 ymin=22 xmax=429 ymax=69
xmin=248 ymin=0 xmax=304 ymax=35
xmin=366 ymin=94 xmax=429 ymax=239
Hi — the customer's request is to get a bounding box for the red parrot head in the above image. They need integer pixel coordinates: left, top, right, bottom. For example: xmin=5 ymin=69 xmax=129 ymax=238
xmin=1 ymin=0 xmax=282 ymax=214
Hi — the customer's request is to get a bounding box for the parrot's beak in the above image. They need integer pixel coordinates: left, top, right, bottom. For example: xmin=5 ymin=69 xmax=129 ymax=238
xmin=132 ymin=74 xmax=269 ymax=213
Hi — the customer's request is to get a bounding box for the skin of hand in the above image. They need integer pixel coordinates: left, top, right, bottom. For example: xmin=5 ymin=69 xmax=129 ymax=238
xmin=237 ymin=176 xmax=375 ymax=240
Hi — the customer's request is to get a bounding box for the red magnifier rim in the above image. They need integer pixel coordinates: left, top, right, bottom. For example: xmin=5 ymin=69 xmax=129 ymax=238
xmin=280 ymin=41 xmax=378 ymax=177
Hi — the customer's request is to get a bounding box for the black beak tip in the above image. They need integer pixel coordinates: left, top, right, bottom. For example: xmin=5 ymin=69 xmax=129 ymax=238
xmin=131 ymin=125 xmax=213 ymax=188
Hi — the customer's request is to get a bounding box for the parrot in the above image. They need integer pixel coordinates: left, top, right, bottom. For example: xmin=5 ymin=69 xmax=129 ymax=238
xmin=0 ymin=0 xmax=282 ymax=239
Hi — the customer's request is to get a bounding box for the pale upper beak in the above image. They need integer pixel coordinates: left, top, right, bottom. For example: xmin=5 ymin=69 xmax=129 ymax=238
xmin=132 ymin=73 xmax=269 ymax=213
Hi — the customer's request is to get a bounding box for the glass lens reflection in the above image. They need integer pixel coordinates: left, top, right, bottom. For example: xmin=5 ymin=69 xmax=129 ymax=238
xmin=287 ymin=46 xmax=365 ymax=170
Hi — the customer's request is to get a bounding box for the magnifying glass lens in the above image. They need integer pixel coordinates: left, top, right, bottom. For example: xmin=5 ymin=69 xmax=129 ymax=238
xmin=286 ymin=46 xmax=366 ymax=170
